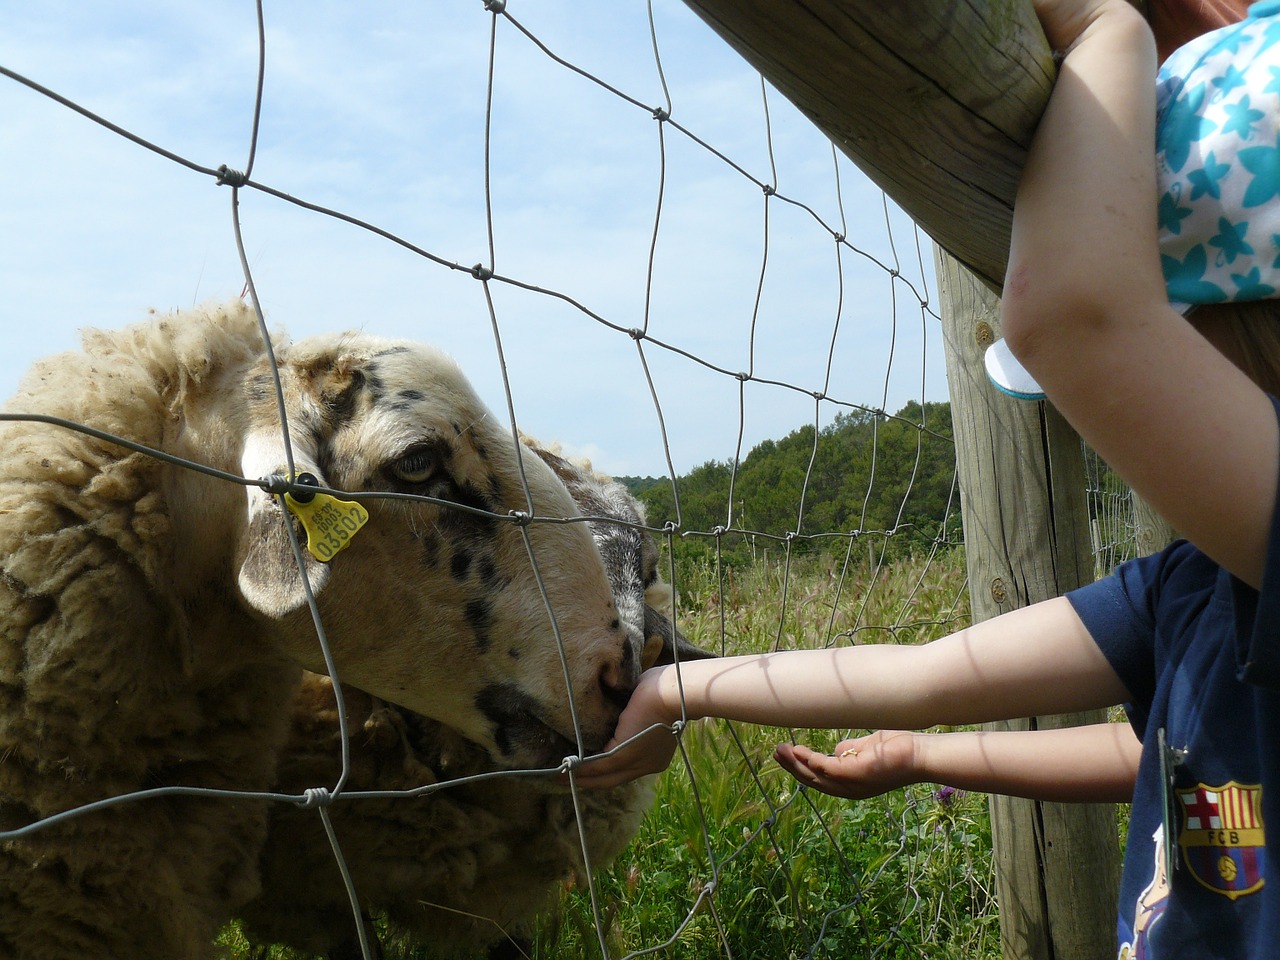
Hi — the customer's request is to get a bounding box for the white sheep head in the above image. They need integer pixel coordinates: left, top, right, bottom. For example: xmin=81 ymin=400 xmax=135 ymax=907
xmin=232 ymin=334 xmax=634 ymax=768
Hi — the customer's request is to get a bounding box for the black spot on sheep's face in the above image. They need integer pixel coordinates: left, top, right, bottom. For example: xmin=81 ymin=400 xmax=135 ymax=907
xmin=416 ymin=528 xmax=442 ymax=568
xmin=396 ymin=388 xmax=425 ymax=404
xmin=246 ymin=372 xmax=274 ymax=406
xmin=239 ymin=335 xmax=634 ymax=767
xmin=464 ymin=598 xmax=495 ymax=652
xmin=450 ymin=547 xmax=473 ymax=582
xmin=474 ymin=683 xmax=577 ymax=762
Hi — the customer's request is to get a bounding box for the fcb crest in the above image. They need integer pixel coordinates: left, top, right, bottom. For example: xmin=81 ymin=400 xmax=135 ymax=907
xmin=1176 ymin=782 xmax=1266 ymax=900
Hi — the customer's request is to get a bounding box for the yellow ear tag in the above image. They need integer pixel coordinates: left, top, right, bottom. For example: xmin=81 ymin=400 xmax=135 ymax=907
xmin=282 ymin=481 xmax=370 ymax=563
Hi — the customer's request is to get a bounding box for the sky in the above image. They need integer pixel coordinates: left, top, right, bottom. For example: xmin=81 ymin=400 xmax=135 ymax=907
xmin=0 ymin=0 xmax=949 ymax=478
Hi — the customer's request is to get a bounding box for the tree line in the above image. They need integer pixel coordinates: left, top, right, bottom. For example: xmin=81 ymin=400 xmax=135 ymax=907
xmin=618 ymin=400 xmax=959 ymax=564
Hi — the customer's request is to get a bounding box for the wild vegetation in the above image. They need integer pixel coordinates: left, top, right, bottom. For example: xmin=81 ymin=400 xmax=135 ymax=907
xmin=623 ymin=400 xmax=960 ymax=569
xmin=221 ymin=547 xmax=1001 ymax=959
xmin=525 ymin=548 xmax=998 ymax=960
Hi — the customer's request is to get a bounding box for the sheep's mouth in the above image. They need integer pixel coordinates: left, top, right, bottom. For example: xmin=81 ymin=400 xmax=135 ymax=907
xmin=474 ymin=683 xmax=603 ymax=768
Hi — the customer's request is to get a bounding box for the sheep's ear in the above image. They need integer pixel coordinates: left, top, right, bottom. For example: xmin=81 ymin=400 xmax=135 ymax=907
xmin=643 ymin=603 xmax=716 ymax=667
xmin=238 ymin=503 xmax=331 ymax=618
xmin=236 ymin=431 xmax=332 ymax=618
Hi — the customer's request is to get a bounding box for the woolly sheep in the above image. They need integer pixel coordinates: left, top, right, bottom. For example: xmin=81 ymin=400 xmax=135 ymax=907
xmin=237 ymin=439 xmax=711 ymax=960
xmin=0 ymin=302 xmax=640 ymax=960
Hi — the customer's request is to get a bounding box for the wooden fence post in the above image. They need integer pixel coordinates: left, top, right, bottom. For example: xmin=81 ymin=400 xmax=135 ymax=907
xmin=936 ymin=249 xmax=1121 ymax=959
xmin=1133 ymin=493 xmax=1176 ymax=557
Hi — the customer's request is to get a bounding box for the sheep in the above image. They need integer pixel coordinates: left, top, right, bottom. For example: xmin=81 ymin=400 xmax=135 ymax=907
xmin=236 ymin=439 xmax=711 ymax=960
xmin=0 ymin=301 xmax=641 ymax=960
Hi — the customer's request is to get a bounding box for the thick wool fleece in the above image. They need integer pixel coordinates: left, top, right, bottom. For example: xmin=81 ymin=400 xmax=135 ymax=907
xmin=0 ymin=303 xmax=298 ymax=959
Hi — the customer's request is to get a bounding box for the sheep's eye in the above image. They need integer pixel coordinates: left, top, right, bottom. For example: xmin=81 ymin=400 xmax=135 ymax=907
xmin=389 ymin=448 xmax=435 ymax=485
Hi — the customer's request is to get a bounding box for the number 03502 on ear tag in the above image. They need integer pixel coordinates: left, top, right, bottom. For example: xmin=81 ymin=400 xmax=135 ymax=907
xmin=283 ymin=491 xmax=370 ymax=562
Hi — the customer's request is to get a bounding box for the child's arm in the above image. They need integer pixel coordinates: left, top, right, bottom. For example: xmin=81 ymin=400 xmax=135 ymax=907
xmin=575 ymin=596 xmax=1129 ymax=788
xmin=773 ymin=722 xmax=1141 ymax=803
xmin=1002 ymin=0 xmax=1279 ymax=588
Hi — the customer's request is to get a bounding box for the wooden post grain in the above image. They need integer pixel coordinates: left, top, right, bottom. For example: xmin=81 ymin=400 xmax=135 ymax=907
xmin=936 ymin=250 xmax=1121 ymax=959
xmin=1133 ymin=493 xmax=1176 ymax=557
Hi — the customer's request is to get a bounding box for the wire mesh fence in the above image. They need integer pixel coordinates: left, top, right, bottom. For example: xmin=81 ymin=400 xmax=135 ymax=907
xmin=0 ymin=2 xmax=1134 ymax=958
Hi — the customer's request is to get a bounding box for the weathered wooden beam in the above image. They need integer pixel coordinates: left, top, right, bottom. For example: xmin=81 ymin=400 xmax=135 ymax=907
xmin=681 ymin=0 xmax=1055 ymax=292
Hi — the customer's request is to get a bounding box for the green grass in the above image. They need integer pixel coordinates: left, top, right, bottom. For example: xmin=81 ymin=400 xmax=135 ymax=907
xmin=531 ymin=721 xmax=999 ymax=959
xmin=523 ymin=548 xmax=999 ymax=960
xmin=221 ymin=548 xmax=1003 ymax=959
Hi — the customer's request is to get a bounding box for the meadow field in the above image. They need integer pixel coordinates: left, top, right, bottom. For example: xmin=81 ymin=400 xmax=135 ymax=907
xmin=222 ymin=546 xmax=1005 ymax=959
xmin=523 ymin=548 xmax=999 ymax=960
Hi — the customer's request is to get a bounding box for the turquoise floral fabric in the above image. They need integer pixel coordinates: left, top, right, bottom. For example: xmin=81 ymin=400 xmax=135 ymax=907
xmin=1158 ymin=1 xmax=1280 ymax=307
xmin=986 ymin=0 xmax=1280 ymax=401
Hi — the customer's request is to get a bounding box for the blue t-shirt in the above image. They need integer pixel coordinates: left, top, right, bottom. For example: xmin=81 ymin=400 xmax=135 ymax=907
xmin=1067 ymin=400 xmax=1280 ymax=957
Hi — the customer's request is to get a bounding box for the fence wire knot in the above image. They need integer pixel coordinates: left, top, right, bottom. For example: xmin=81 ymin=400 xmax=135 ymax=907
xmin=560 ymin=754 xmax=581 ymax=773
xmin=627 ymin=327 xmax=645 ymax=341
xmin=301 ymin=787 xmax=333 ymax=809
xmin=483 ymin=0 xmax=507 ymax=12
xmin=507 ymin=509 xmax=532 ymax=527
xmin=470 ymin=263 xmax=494 ymax=281
xmin=652 ymin=106 xmax=670 ymax=122
xmin=670 ymin=719 xmax=685 ymax=736
xmin=262 ymin=473 xmax=293 ymax=495
xmin=215 ymin=164 xmax=248 ymax=187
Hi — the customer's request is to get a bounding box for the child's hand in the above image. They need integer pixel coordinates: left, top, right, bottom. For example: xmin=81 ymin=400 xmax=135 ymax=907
xmin=573 ymin=667 xmax=682 ymax=789
xmin=773 ymin=730 xmax=921 ymax=800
